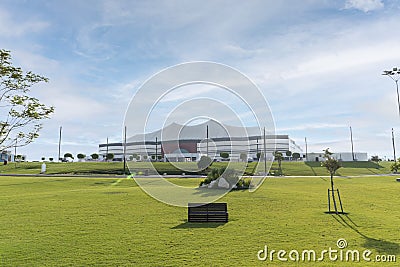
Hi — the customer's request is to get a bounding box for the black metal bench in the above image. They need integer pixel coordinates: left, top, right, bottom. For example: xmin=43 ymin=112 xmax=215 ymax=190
xmin=188 ymin=203 xmax=228 ymax=223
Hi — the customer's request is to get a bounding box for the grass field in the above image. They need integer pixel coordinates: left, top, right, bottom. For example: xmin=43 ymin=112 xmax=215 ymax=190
xmin=272 ymin=161 xmax=393 ymax=176
xmin=0 ymin=160 xmax=394 ymax=176
xmin=0 ymin=175 xmax=399 ymax=266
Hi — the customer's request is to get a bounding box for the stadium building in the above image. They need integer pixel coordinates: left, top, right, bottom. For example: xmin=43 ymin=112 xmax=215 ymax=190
xmin=98 ymin=120 xmax=303 ymax=162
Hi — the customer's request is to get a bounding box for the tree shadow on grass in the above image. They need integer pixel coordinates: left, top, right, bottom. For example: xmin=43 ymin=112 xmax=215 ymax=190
xmin=330 ymin=214 xmax=400 ymax=255
xmin=171 ymin=220 xmax=226 ymax=229
xmin=310 ymin=167 xmax=318 ymax=176
xmin=339 ymin=161 xmax=383 ymax=169
xmin=366 ymin=168 xmax=380 ymax=175
xmin=305 ymin=162 xmax=321 ymax=176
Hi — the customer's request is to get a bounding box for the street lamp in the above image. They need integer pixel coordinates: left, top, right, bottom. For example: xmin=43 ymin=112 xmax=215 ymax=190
xmin=382 ymin=67 xmax=400 ymax=117
xmin=392 ymin=128 xmax=396 ymax=162
xmin=58 ymin=126 xmax=62 ymax=162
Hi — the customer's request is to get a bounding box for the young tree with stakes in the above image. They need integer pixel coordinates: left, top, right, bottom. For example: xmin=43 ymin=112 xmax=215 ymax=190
xmin=321 ymin=148 xmax=343 ymax=214
xmin=273 ymin=151 xmax=283 ymax=175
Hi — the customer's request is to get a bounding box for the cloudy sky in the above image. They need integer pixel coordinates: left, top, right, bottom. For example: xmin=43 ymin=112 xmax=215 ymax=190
xmin=1 ymin=0 xmax=400 ymax=160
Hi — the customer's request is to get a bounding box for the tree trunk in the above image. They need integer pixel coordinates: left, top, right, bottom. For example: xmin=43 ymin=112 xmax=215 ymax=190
xmin=330 ymin=172 xmax=338 ymax=214
xmin=278 ymin=160 xmax=282 ymax=175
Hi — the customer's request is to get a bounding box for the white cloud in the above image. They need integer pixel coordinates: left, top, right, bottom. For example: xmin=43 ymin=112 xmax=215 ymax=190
xmin=278 ymin=123 xmax=348 ymax=132
xmin=158 ymin=84 xmax=218 ymax=103
xmin=12 ymin=49 xmax=60 ymax=75
xmin=0 ymin=8 xmax=49 ymax=37
xmin=5 ymin=50 xmax=105 ymax=122
xmin=344 ymin=0 xmax=384 ymax=12
xmin=73 ymin=23 xmax=118 ymax=60
xmin=109 ymin=79 xmax=142 ymax=102
xmin=49 ymin=94 xmax=104 ymax=122
xmin=283 ymin=41 xmax=400 ymax=80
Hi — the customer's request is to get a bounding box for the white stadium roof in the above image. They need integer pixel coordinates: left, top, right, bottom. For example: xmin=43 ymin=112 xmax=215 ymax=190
xmin=128 ymin=120 xmax=265 ymax=142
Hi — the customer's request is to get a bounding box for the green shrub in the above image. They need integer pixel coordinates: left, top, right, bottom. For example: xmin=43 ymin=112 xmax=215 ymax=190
xmin=199 ymin=167 xmax=244 ymax=188
xmin=234 ymin=178 xmax=251 ymax=189
xmin=390 ymin=161 xmax=400 ymax=173
xmin=220 ymin=152 xmax=229 ymax=159
xmin=208 ymin=167 xmax=223 ymax=179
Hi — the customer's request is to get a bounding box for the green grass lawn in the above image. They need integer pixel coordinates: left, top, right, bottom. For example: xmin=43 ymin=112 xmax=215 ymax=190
xmin=0 ymin=161 xmax=214 ymax=176
xmin=0 ymin=161 xmax=128 ymax=175
xmin=0 ymin=160 xmax=394 ymax=176
xmin=271 ymin=161 xmax=393 ymax=176
xmin=0 ymin=175 xmax=399 ymax=266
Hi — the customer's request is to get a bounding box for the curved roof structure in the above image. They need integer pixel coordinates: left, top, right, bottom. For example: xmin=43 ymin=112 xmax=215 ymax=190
xmin=128 ymin=120 xmax=263 ymax=142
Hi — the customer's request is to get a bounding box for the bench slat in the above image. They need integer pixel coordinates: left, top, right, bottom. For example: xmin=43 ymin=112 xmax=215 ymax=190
xmin=188 ymin=203 xmax=228 ymax=223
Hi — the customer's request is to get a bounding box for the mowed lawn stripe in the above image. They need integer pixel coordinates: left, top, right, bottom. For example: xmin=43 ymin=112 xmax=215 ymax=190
xmin=0 ymin=176 xmax=399 ymax=266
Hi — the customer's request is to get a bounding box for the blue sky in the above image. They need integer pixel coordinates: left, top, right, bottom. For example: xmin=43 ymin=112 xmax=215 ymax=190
xmin=1 ymin=0 xmax=400 ymax=160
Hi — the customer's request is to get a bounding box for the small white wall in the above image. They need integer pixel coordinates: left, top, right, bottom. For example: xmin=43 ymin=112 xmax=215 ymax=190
xmin=306 ymin=152 xmax=368 ymax=161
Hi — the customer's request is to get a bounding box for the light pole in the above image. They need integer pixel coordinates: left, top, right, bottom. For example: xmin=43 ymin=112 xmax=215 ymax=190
xmin=392 ymin=128 xmax=396 ymax=162
xmin=106 ymin=137 xmax=109 ymax=161
xmin=256 ymin=136 xmax=259 ymax=159
xmin=305 ymin=137 xmax=308 ymax=161
xmin=350 ymin=126 xmax=355 ymax=161
xmin=263 ymin=127 xmax=267 ymax=174
xmin=383 ymin=68 xmax=400 ymax=163
xmin=382 ymin=67 xmax=400 ymax=118
xmin=123 ymin=126 xmax=127 ymax=174
xmin=155 ymin=137 xmax=158 ymax=162
xmin=206 ymin=125 xmax=209 ymax=158
xmin=58 ymin=126 xmax=62 ymax=162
